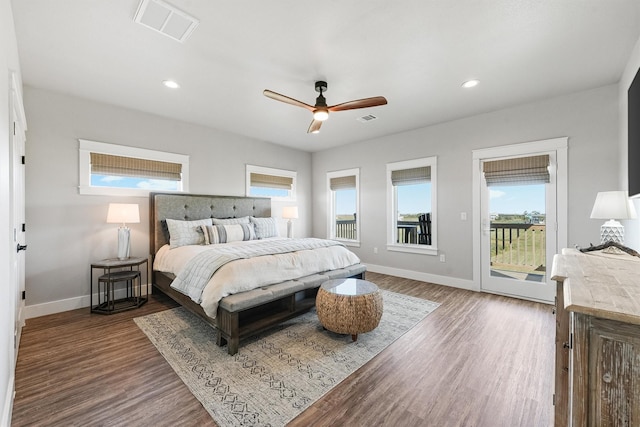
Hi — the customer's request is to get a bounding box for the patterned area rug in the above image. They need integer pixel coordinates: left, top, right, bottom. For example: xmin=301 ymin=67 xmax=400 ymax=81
xmin=134 ymin=290 xmax=439 ymax=426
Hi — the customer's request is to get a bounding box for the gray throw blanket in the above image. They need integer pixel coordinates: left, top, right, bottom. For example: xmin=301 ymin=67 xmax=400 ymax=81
xmin=171 ymin=238 xmax=343 ymax=303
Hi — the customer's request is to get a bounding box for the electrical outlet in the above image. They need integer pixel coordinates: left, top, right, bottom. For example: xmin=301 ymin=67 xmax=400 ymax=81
xmin=439 ymin=254 xmax=446 ymax=262
xmin=374 ymin=247 xmax=378 ymax=254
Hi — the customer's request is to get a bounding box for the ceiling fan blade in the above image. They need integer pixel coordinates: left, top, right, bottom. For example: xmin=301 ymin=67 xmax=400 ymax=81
xmin=263 ymin=90 xmax=315 ymax=111
xmin=328 ymin=96 xmax=388 ymax=112
xmin=307 ymin=120 xmax=323 ymax=134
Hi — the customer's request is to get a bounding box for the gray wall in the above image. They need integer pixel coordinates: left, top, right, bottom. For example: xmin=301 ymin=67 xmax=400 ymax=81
xmin=312 ymin=84 xmax=622 ymax=282
xmin=22 ymin=82 xmax=630 ymax=311
xmin=23 ymin=87 xmax=312 ymax=310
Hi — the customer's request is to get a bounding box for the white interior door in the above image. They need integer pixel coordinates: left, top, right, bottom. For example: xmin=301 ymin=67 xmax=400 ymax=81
xmin=10 ymin=75 xmax=27 ymax=361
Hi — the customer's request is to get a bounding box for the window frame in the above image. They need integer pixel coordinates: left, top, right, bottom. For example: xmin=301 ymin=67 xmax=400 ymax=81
xmin=78 ymin=139 xmax=190 ymax=197
xmin=326 ymin=168 xmax=360 ymax=247
xmin=245 ymin=164 xmax=297 ymax=201
xmin=386 ymin=156 xmax=438 ymax=255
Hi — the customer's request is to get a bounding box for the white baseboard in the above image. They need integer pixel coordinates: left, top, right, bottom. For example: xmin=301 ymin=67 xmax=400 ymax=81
xmin=1 ymin=374 xmax=15 ymax=427
xmin=365 ymin=263 xmax=477 ymax=291
xmin=24 ymin=283 xmax=153 ymax=319
xmin=24 ymin=266 xmax=475 ymax=319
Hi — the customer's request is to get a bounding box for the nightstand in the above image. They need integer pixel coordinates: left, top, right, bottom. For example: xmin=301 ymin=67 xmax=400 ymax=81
xmin=91 ymin=257 xmax=148 ymax=314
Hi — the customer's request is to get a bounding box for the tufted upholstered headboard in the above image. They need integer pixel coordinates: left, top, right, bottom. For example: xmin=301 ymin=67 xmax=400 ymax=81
xmin=149 ymin=192 xmax=271 ymax=258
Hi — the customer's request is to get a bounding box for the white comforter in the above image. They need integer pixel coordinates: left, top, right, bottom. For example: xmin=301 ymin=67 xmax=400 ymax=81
xmin=154 ymin=238 xmax=361 ymax=318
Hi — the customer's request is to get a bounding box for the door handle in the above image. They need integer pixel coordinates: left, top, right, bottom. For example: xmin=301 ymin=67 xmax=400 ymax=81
xmin=482 ymin=219 xmax=492 ymax=235
xmin=17 ymin=244 xmax=27 ymax=252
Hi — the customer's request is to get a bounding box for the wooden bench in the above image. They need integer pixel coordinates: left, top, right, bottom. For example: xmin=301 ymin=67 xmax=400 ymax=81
xmin=153 ymin=264 xmax=366 ymax=355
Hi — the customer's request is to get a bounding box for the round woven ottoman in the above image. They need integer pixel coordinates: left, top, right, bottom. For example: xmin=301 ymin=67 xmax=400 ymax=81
xmin=316 ymin=278 xmax=383 ymax=341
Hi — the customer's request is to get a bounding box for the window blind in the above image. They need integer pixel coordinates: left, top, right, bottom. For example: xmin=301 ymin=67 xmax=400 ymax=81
xmin=90 ymin=153 xmax=182 ymax=181
xmin=483 ymin=154 xmax=550 ymax=186
xmin=391 ymin=166 xmax=431 ymax=186
xmin=330 ymin=175 xmax=356 ymax=190
xmin=250 ymin=173 xmax=293 ymax=190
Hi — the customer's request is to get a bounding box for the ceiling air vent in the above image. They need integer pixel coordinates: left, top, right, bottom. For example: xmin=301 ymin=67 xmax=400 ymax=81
xmin=357 ymin=114 xmax=378 ymax=123
xmin=134 ymin=0 xmax=199 ymax=43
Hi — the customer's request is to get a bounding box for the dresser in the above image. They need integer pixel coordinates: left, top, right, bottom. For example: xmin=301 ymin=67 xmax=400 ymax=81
xmin=551 ymin=248 xmax=640 ymax=426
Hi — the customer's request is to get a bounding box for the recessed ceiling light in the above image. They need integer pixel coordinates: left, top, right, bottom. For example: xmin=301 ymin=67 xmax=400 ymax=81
xmin=462 ymin=79 xmax=479 ymax=89
xmin=162 ymin=80 xmax=180 ymax=89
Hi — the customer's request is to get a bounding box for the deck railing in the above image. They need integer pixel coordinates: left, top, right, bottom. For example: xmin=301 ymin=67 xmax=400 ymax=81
xmin=335 ymin=220 xmax=544 ymax=268
xmin=334 ymin=219 xmax=422 ymax=243
xmin=397 ymin=220 xmax=419 ymax=244
xmin=490 ymin=223 xmax=546 ymax=270
xmin=336 ymin=219 xmax=357 ymax=240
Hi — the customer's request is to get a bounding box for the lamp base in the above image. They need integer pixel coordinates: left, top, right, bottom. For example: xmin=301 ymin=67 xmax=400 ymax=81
xmin=600 ymin=219 xmax=624 ymax=245
xmin=287 ymin=220 xmax=293 ymax=239
xmin=117 ymin=227 xmax=131 ymax=260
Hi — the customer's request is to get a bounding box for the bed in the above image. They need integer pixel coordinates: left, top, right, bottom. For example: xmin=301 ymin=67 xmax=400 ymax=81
xmin=149 ymin=192 xmax=366 ymax=354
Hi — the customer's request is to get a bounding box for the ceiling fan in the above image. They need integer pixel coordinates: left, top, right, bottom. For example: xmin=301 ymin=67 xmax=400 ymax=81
xmin=263 ymin=81 xmax=387 ymax=134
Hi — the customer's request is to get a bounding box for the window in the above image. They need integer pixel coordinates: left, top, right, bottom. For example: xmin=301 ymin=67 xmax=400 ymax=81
xmin=327 ymin=168 xmax=360 ymax=245
xmin=79 ymin=139 xmax=189 ymax=196
xmin=246 ymin=165 xmax=296 ymax=200
xmin=387 ymin=157 xmax=437 ymax=255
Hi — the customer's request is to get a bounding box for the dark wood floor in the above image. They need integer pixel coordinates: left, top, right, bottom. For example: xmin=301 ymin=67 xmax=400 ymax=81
xmin=11 ymin=272 xmax=555 ymax=427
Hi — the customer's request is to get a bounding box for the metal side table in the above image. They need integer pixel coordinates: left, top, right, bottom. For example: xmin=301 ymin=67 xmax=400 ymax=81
xmin=91 ymin=257 xmax=148 ymax=314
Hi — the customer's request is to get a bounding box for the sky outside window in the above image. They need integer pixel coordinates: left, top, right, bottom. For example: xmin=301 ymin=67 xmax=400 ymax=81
xmin=337 ymin=183 xmax=432 ymax=216
xmin=490 ymin=184 xmax=545 ymax=214
xmin=335 ymin=188 xmax=356 ymax=216
xmin=91 ymin=175 xmax=180 ymax=191
xmin=250 ymin=187 xmax=289 ymax=198
xmin=397 ymin=183 xmax=430 ymax=215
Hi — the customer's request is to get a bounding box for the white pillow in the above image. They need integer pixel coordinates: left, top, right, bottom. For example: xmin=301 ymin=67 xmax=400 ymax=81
xmin=250 ymin=217 xmax=279 ymax=239
xmin=166 ymin=218 xmax=212 ymax=248
xmin=211 ymin=216 xmax=251 ymax=225
xmin=201 ymin=224 xmax=256 ymax=244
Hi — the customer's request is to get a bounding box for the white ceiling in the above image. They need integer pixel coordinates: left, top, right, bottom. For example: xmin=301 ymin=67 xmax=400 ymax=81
xmin=11 ymin=0 xmax=640 ymax=152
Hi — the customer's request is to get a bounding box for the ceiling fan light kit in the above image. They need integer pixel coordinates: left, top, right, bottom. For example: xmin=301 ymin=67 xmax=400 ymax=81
xmin=313 ymin=110 xmax=329 ymax=121
xmin=263 ymin=80 xmax=387 ymax=134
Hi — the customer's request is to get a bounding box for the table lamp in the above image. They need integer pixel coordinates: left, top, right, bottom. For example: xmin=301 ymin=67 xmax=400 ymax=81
xmin=590 ymin=191 xmax=637 ymax=246
xmin=106 ymin=203 xmax=140 ymax=260
xmin=282 ymin=206 xmax=298 ymax=238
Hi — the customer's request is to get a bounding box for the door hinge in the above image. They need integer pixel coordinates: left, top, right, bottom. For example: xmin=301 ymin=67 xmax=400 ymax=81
xmin=22 ymin=290 xmax=25 ymax=300
xmin=22 ymin=223 xmax=26 ymax=232
xmin=13 ymin=121 xmax=16 ymax=135
xmin=21 ymin=155 xmax=25 ymax=165
xmin=553 ymin=393 xmax=556 ymax=406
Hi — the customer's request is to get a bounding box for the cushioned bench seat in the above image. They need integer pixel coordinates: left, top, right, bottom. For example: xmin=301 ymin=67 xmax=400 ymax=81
xmin=218 ymin=265 xmax=366 ymax=313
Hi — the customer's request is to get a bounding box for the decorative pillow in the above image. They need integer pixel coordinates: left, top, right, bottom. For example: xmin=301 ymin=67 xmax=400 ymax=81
xmin=200 ymin=224 xmax=256 ymax=244
xmin=250 ymin=217 xmax=279 ymax=239
xmin=211 ymin=216 xmax=251 ymax=225
xmin=166 ymin=218 xmax=212 ymax=248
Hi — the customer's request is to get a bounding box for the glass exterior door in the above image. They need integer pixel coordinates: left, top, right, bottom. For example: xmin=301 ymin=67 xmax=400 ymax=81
xmin=480 ymin=156 xmax=556 ymax=303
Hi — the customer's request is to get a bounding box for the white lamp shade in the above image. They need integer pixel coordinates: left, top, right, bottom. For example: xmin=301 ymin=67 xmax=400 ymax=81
xmin=106 ymin=203 xmax=140 ymax=224
xmin=590 ymin=191 xmax=637 ymax=220
xmin=282 ymin=206 xmax=299 ymax=220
